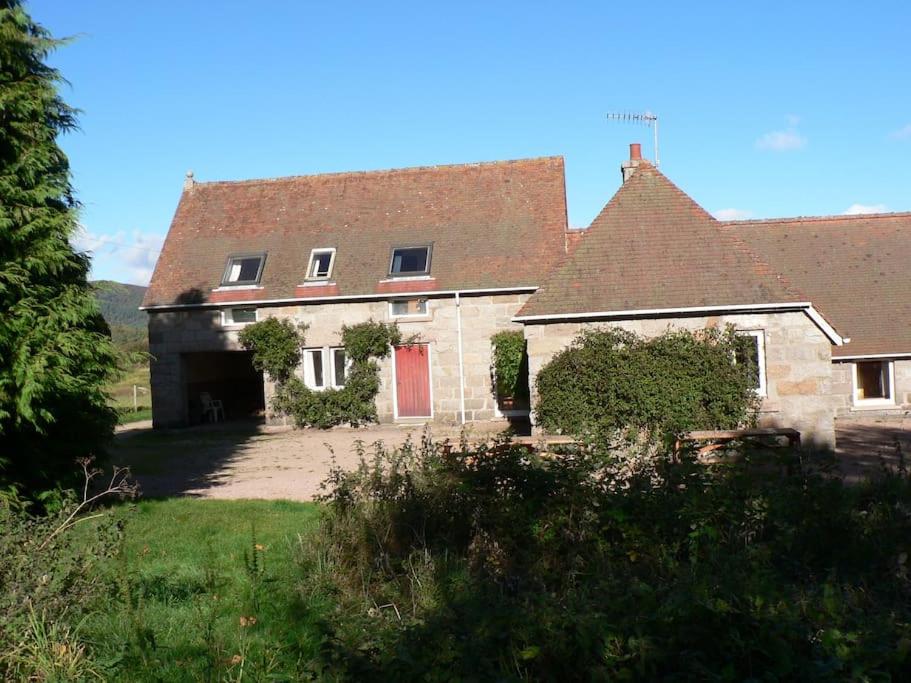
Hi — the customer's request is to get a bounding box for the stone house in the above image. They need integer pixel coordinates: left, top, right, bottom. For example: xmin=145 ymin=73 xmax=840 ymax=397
xmin=515 ymin=146 xmax=846 ymax=450
xmin=141 ymin=157 xmax=569 ymax=427
xmin=729 ymin=212 xmax=911 ymax=419
xmin=142 ymin=144 xmax=908 ymax=449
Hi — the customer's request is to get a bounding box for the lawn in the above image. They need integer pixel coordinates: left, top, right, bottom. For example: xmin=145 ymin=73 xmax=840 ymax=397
xmin=108 ymin=363 xmax=151 ymax=424
xmin=82 ymin=498 xmax=325 ymax=681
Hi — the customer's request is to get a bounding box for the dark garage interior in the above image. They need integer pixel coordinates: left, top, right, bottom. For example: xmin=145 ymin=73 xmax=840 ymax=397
xmin=182 ymin=351 xmax=265 ymax=424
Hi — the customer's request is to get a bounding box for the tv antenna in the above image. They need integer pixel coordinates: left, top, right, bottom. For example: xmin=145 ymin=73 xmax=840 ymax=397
xmin=607 ymin=111 xmax=660 ymax=167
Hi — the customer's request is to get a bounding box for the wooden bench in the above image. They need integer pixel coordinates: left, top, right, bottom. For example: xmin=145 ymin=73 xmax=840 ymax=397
xmin=676 ymin=428 xmax=801 ymax=457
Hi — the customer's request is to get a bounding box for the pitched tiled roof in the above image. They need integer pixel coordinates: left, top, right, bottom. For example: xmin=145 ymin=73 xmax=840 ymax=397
xmin=725 ymin=212 xmax=911 ymax=357
xmin=517 ymin=162 xmax=802 ymax=318
xmin=142 ymin=157 xmax=568 ymax=308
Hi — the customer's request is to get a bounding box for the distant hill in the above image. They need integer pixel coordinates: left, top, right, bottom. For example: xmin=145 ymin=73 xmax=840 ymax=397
xmin=92 ymin=281 xmax=148 ymax=354
xmin=92 ymin=280 xmax=147 ymax=327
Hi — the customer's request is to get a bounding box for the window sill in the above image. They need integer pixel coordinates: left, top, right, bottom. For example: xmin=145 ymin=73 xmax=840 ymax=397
xmin=380 ymin=275 xmax=434 ymax=283
xmin=851 ymin=399 xmax=897 ymax=410
xmin=213 ymin=285 xmax=264 ymax=292
xmin=299 ymin=279 xmax=336 ymax=287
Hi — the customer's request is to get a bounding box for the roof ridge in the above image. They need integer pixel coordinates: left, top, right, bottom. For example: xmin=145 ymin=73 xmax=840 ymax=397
xmin=723 ymin=210 xmax=911 ymax=226
xmin=190 ymin=155 xmax=565 ymax=188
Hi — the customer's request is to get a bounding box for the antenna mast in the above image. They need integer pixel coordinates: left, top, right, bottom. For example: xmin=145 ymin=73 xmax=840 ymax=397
xmin=607 ymin=111 xmax=660 ymax=167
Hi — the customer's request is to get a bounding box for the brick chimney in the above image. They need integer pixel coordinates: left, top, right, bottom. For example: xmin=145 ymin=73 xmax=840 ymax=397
xmin=621 ymin=143 xmax=642 ymax=182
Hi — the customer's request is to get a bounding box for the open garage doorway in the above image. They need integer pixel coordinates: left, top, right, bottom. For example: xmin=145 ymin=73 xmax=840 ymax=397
xmin=182 ymin=351 xmax=265 ymax=424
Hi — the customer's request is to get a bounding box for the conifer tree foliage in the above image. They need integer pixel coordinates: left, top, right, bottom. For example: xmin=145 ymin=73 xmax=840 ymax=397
xmin=0 ymin=1 xmax=119 ymax=493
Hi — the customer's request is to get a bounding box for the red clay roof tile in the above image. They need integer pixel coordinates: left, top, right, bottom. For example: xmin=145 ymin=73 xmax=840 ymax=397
xmin=517 ymin=162 xmax=803 ymax=318
xmin=725 ymin=212 xmax=911 ymax=357
xmin=143 ymin=157 xmax=568 ymax=308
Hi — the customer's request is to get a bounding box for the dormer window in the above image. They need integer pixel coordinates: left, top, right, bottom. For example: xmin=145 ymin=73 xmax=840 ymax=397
xmin=389 ymin=245 xmax=432 ymax=277
xmin=222 ymin=253 xmax=265 ymax=286
xmin=306 ymin=248 xmax=336 ymax=280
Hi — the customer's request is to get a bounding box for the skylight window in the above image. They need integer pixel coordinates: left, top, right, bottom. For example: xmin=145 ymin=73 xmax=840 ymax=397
xmin=222 ymin=254 xmax=266 ymax=286
xmin=389 ymin=245 xmax=432 ymax=277
xmin=307 ymin=248 xmax=336 ymax=280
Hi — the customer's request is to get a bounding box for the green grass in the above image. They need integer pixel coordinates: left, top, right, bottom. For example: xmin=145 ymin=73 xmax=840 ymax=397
xmin=82 ymin=499 xmax=326 ymax=681
xmin=108 ymin=363 xmax=150 ymax=412
xmin=117 ymin=406 xmax=152 ymax=424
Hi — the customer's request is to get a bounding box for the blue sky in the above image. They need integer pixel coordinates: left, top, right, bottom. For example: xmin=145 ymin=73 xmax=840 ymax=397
xmin=32 ymin=1 xmax=911 ymax=285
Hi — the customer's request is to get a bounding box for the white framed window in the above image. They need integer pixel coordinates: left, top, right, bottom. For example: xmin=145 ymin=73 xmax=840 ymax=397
xmin=735 ymin=330 xmax=767 ymax=397
xmin=303 ymin=347 xmax=350 ymax=390
xmin=852 ymin=360 xmax=895 ymax=406
xmin=389 ymin=298 xmax=429 ymax=318
xmin=303 ymin=348 xmax=326 ymax=390
xmin=222 ymin=253 xmax=266 ymax=286
xmin=306 ymin=248 xmax=336 ymax=280
xmin=389 ymin=245 xmax=432 ymax=276
xmin=330 ymin=347 xmax=349 ymax=388
xmin=221 ymin=306 xmax=258 ymax=326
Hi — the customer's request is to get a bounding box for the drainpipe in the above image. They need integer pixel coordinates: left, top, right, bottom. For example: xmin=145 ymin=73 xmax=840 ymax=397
xmin=455 ymin=291 xmax=466 ymax=424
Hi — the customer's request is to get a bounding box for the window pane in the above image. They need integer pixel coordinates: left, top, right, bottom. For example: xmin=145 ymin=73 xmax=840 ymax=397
xmin=333 ymin=349 xmax=347 ymax=386
xmin=391 ymin=299 xmax=427 ymax=316
xmin=230 ymin=308 xmax=256 ymax=323
xmin=311 ymin=351 xmax=324 ymax=388
xmin=390 ymin=247 xmax=429 ymax=274
xmin=226 ymin=256 xmax=262 ymax=283
xmin=310 ymin=251 xmax=333 ymax=278
xmin=857 ymin=361 xmax=889 ymax=400
xmin=735 ymin=335 xmax=760 ymax=390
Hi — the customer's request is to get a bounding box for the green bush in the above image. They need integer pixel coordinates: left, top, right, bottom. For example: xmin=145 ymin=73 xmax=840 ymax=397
xmin=491 ymin=330 xmax=528 ymax=400
xmin=238 ymin=317 xmax=307 ymax=383
xmin=303 ymin=436 xmax=911 ymax=680
xmin=242 ymin=317 xmax=402 ymax=428
xmin=0 ymin=490 xmax=126 ymax=680
xmin=535 ymin=326 xmax=759 ymax=441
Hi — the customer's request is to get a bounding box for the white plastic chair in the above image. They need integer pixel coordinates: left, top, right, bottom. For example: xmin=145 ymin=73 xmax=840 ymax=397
xmin=200 ymin=392 xmax=224 ymax=423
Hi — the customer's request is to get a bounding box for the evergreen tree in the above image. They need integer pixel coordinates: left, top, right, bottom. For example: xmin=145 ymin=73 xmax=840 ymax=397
xmin=0 ymin=1 xmax=119 ymax=494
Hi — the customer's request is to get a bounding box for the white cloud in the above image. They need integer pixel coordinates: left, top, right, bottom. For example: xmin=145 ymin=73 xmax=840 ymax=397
xmin=843 ymin=203 xmax=889 ymax=215
xmin=713 ymin=208 xmax=754 ymax=221
xmin=72 ymin=226 xmax=164 ymax=285
xmin=889 ymin=123 xmax=911 ymax=140
xmin=755 ymin=128 xmax=807 ymax=152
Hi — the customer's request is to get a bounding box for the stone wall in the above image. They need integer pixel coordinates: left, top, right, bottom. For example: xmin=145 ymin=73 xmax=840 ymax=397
xmin=147 ymin=308 xmax=246 ymax=427
xmin=831 ymin=358 xmax=911 ymax=418
xmin=523 ymin=311 xmax=839 ymax=450
xmin=147 ymin=292 xmax=529 ymax=428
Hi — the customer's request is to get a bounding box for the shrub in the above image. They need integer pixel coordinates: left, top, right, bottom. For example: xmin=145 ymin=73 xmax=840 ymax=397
xmin=303 ymin=436 xmax=911 ymax=680
xmin=535 ymin=326 xmax=759 ymax=441
xmin=0 ymin=486 xmax=129 ymax=679
xmin=490 ymin=330 xmax=528 ymax=400
xmin=238 ymin=317 xmax=307 ymax=383
xmin=242 ymin=317 xmax=403 ymax=428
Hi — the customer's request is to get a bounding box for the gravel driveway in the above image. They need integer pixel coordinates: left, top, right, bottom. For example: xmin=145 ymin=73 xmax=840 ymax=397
xmin=112 ymin=421 xmax=504 ymax=501
xmin=112 ymin=415 xmax=911 ymax=501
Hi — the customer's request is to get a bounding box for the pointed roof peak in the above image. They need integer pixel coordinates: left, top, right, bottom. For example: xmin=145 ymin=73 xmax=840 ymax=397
xmin=517 ymin=158 xmax=803 ymax=318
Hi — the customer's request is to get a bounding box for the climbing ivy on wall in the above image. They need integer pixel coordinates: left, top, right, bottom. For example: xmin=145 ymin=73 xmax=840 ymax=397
xmin=240 ymin=317 xmax=403 ymax=429
xmin=490 ymin=330 xmax=529 ymax=400
xmin=535 ymin=326 xmax=759 ymax=442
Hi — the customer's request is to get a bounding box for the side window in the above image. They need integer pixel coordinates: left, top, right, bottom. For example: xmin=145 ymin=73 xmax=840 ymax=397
xmin=307 ymin=248 xmax=336 ymax=280
xmin=331 ymin=348 xmax=348 ymax=388
xmin=389 ymin=245 xmax=431 ymax=277
xmin=222 ymin=253 xmax=266 ymax=286
xmin=853 ymin=360 xmax=894 ymax=404
xmin=303 ymin=347 xmax=350 ymax=389
xmin=303 ymin=348 xmax=325 ymax=390
xmin=222 ymin=307 xmax=257 ymax=326
xmin=389 ymin=298 xmax=429 ymax=318
xmin=734 ymin=330 xmax=767 ymax=397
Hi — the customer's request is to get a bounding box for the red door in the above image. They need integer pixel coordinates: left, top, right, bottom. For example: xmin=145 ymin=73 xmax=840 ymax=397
xmin=395 ymin=345 xmax=431 ymax=417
